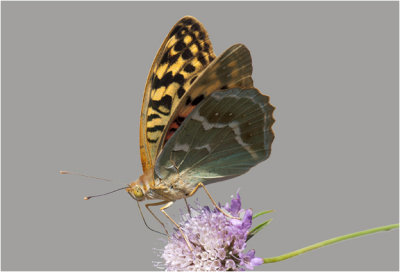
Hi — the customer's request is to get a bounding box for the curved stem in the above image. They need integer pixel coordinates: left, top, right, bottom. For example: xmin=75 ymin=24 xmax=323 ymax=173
xmin=263 ymin=223 xmax=399 ymax=264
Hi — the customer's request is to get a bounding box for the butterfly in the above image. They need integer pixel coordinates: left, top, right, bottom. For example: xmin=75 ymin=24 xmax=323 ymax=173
xmin=64 ymin=16 xmax=275 ymax=250
xmin=124 ymin=15 xmax=275 ymax=248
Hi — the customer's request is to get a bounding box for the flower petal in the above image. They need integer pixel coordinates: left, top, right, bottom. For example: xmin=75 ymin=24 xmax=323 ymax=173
xmin=229 ymin=192 xmax=242 ymax=215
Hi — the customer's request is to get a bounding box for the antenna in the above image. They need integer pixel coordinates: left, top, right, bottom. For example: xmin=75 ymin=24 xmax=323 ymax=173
xmin=59 ymin=170 xmax=128 ymax=199
xmin=83 ymin=186 xmax=129 ymax=200
xmin=60 ymin=170 xmax=166 ymax=236
xmin=59 ymin=170 xmax=113 ymax=182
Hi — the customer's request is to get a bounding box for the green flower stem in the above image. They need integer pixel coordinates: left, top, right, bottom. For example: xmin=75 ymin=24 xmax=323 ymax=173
xmin=263 ymin=223 xmax=399 ymax=264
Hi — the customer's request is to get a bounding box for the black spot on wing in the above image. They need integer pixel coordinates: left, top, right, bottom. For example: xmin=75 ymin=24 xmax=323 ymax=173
xmin=174 ymin=73 xmax=185 ymax=85
xmin=152 ymin=71 xmax=184 ymax=90
xmin=147 ymin=138 xmax=158 ymax=143
xmin=168 ymin=53 xmax=180 ymax=65
xmin=160 ymin=50 xmax=179 ymax=65
xmin=185 ymin=96 xmax=192 ymax=105
xmin=174 ymin=40 xmax=186 ymax=52
xmin=177 ymin=116 xmax=185 ymax=122
xmin=169 ymin=25 xmax=183 ymax=38
xmin=151 ymin=74 xmax=162 ymax=90
xmin=198 ymin=53 xmax=207 ymax=66
xmin=182 ymin=48 xmax=193 ymax=60
xmin=149 ymin=95 xmax=172 ymax=115
xmin=184 ymin=64 xmax=195 ymax=73
xmin=147 ymin=114 xmax=161 ymax=122
xmin=176 ymin=27 xmax=188 ymax=39
xmin=176 ymin=116 xmax=185 ymax=125
xmin=194 ymin=40 xmax=203 ymax=51
xmin=177 ymin=87 xmax=186 ymax=98
xmin=191 ymin=23 xmax=200 ymax=31
xmin=198 ymin=31 xmax=205 ymax=40
xmin=192 ymin=94 xmax=204 ymax=106
xmin=152 ymin=71 xmax=173 ymax=90
xmin=147 ymin=125 xmax=165 ymax=132
xmin=160 ymin=52 xmax=169 ymax=64
xmin=203 ymin=42 xmax=209 ymax=53
xmin=181 ymin=17 xmax=194 ymax=25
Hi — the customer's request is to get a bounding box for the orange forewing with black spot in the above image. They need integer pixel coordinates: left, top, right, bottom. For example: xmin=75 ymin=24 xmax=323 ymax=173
xmin=140 ymin=16 xmax=216 ymax=172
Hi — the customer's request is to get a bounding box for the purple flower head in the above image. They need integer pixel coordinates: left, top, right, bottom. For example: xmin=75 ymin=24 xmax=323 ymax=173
xmin=158 ymin=193 xmax=263 ymax=271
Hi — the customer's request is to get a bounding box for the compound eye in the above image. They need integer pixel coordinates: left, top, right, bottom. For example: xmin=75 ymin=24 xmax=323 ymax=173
xmin=132 ymin=186 xmax=144 ymax=199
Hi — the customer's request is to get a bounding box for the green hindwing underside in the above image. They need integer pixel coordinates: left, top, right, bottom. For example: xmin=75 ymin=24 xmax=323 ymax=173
xmin=154 ymin=88 xmax=275 ymax=185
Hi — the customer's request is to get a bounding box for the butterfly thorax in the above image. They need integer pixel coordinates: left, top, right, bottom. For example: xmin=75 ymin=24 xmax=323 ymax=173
xmin=127 ymin=169 xmax=195 ymax=202
xmin=151 ymin=172 xmax=197 ymax=201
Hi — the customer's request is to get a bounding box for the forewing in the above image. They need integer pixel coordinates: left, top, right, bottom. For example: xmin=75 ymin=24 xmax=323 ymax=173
xmin=161 ymin=43 xmax=254 ymax=147
xmin=140 ymin=16 xmax=216 ymax=172
xmin=155 ymin=88 xmax=275 ymax=185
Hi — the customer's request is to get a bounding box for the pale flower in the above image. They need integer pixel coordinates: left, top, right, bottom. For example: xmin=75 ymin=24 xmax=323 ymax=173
xmin=158 ymin=193 xmax=262 ymax=271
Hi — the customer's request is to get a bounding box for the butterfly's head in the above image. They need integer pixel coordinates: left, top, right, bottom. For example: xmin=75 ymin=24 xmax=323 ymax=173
xmin=126 ymin=183 xmax=145 ymax=201
xmin=126 ymin=172 xmax=152 ymax=201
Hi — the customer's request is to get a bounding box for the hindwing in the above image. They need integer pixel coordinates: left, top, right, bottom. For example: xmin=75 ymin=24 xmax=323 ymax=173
xmin=154 ymin=88 xmax=275 ymax=185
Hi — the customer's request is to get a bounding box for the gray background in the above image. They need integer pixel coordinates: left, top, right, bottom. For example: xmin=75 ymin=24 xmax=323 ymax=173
xmin=2 ymin=1 xmax=398 ymax=271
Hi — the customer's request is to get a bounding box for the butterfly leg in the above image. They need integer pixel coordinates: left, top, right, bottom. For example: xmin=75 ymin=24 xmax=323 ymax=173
xmin=188 ymin=182 xmax=240 ymax=220
xmin=160 ymin=201 xmax=194 ymax=251
xmin=145 ymin=201 xmax=171 ymax=237
xmin=184 ymin=198 xmax=192 ymax=216
xmin=129 ymin=194 xmax=166 ymax=236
